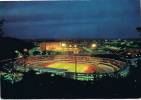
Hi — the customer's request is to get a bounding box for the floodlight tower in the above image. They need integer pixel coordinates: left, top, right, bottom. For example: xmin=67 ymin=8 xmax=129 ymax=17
xmin=61 ymin=42 xmax=66 ymax=54
xmin=74 ymin=49 xmax=78 ymax=79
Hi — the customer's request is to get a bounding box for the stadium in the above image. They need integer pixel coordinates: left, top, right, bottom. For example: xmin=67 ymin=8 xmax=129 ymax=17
xmin=14 ymin=54 xmax=127 ymax=81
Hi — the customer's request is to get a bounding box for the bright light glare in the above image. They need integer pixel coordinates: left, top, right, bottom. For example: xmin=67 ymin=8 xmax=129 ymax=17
xmin=91 ymin=43 xmax=97 ymax=48
xmin=74 ymin=45 xmax=77 ymax=48
xmin=61 ymin=43 xmax=66 ymax=47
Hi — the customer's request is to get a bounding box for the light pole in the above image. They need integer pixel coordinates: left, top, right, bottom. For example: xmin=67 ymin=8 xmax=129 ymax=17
xmin=23 ymin=48 xmax=28 ymax=71
xmin=74 ymin=47 xmax=78 ymax=79
xmin=61 ymin=42 xmax=66 ymax=54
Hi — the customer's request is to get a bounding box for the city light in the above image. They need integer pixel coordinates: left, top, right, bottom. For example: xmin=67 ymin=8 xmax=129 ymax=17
xmin=127 ymin=52 xmax=131 ymax=55
xmin=15 ymin=50 xmax=18 ymax=53
xmin=23 ymin=48 xmax=28 ymax=52
xmin=91 ymin=43 xmax=97 ymax=48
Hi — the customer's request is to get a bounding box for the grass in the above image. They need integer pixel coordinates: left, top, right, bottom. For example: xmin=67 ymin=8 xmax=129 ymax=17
xmin=40 ymin=62 xmax=97 ymax=73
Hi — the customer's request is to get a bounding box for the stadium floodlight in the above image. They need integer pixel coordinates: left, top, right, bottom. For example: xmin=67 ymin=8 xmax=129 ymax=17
xmin=61 ymin=43 xmax=66 ymax=47
xmin=69 ymin=45 xmax=72 ymax=48
xmin=74 ymin=45 xmax=77 ymax=48
xmin=91 ymin=43 xmax=97 ymax=48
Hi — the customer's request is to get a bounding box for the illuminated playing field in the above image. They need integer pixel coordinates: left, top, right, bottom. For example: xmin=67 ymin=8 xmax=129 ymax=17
xmin=16 ymin=55 xmax=125 ymax=74
xmin=40 ymin=62 xmax=96 ymax=73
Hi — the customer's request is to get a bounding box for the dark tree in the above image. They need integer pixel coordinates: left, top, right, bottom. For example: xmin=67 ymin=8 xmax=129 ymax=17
xmin=0 ymin=19 xmax=5 ymax=37
xmin=136 ymin=27 xmax=141 ymax=32
xmin=136 ymin=27 xmax=141 ymax=36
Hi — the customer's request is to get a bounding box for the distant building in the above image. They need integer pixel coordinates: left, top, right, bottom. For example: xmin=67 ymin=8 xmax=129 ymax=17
xmin=40 ymin=42 xmax=80 ymax=54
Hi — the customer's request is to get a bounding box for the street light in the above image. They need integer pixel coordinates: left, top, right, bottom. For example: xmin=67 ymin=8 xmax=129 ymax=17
xmin=23 ymin=48 xmax=28 ymax=71
xmin=74 ymin=50 xmax=78 ymax=79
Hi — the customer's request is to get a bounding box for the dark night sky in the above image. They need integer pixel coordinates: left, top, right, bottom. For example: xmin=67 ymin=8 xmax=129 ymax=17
xmin=0 ymin=0 xmax=140 ymax=39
